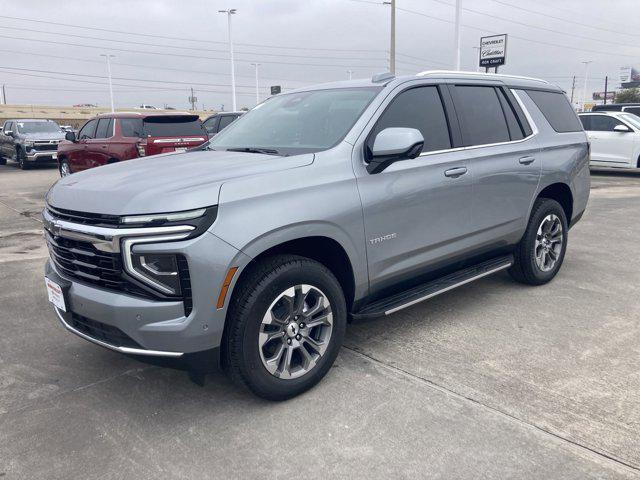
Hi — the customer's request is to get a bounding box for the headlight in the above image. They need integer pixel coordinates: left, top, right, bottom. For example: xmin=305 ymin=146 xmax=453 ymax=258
xmin=24 ymin=141 xmax=34 ymax=148
xmin=130 ymin=253 xmax=182 ymax=295
xmin=121 ymin=208 xmax=206 ymax=225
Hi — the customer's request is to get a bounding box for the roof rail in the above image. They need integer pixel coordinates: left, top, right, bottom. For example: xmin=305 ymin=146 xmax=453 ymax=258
xmin=372 ymin=72 xmax=395 ymax=83
xmin=416 ymin=70 xmax=549 ymax=84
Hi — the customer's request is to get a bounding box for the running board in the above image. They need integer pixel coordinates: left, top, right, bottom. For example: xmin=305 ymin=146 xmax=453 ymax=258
xmin=352 ymin=254 xmax=513 ymax=320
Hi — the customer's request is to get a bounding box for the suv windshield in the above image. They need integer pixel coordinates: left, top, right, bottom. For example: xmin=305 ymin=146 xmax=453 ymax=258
xmin=15 ymin=121 xmax=61 ymax=134
xmin=208 ymin=87 xmax=381 ymax=156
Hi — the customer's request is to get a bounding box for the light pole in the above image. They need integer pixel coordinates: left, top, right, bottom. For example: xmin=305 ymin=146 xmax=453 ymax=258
xmin=250 ymin=63 xmax=261 ymax=105
xmin=100 ymin=54 xmax=115 ymax=112
xmin=581 ymin=61 xmax=593 ymax=112
xmin=454 ymin=0 xmax=462 ymax=70
xmin=383 ymin=0 xmax=396 ymax=74
xmin=218 ymin=8 xmax=237 ymax=111
xmin=472 ymin=46 xmax=480 ymax=72
xmin=347 ymin=70 xmax=354 ymax=80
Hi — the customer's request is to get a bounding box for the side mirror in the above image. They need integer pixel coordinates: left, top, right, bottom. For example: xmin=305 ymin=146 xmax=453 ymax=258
xmin=366 ymin=127 xmax=424 ymax=174
xmin=613 ymin=124 xmax=632 ymax=133
xmin=65 ymin=131 xmax=77 ymax=142
xmin=6 ymin=130 xmax=13 ymax=137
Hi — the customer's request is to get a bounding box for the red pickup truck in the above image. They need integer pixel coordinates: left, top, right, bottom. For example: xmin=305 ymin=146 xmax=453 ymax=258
xmin=57 ymin=112 xmax=208 ymax=176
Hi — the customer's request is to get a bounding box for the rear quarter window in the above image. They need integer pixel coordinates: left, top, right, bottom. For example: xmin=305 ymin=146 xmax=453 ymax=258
xmin=525 ymin=90 xmax=583 ymax=133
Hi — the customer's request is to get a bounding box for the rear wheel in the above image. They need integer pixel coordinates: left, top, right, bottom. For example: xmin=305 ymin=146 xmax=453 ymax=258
xmin=224 ymin=255 xmax=346 ymax=400
xmin=509 ymin=198 xmax=568 ymax=285
xmin=0 ymin=155 xmax=6 ymax=166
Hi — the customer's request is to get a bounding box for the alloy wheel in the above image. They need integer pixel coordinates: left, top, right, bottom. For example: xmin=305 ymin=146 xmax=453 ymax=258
xmin=258 ymin=284 xmax=333 ymax=380
xmin=534 ymin=214 xmax=563 ymax=272
xmin=60 ymin=161 xmax=71 ymax=177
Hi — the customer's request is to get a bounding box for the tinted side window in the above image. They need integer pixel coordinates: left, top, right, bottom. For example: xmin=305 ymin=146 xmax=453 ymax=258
xmin=453 ymin=85 xmax=510 ymax=146
xmin=589 ymin=115 xmax=623 ymax=132
xmin=95 ymin=118 xmax=112 ymax=139
xmin=3 ymin=121 xmax=12 ymax=133
xmin=623 ymin=107 xmax=640 ymax=117
xmin=203 ymin=117 xmax=219 ymax=134
xmin=78 ymin=119 xmax=98 ymax=140
xmin=526 ymin=90 xmax=582 ymax=132
xmin=120 ymin=118 xmax=144 ymax=138
xmin=579 ymin=116 xmax=590 ymax=130
xmin=496 ymin=89 xmax=524 ymax=141
xmin=218 ymin=115 xmax=237 ymax=131
xmin=369 ymin=86 xmax=451 ymax=154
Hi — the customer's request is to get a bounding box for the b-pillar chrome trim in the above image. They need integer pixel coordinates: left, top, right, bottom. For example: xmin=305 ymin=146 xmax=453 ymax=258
xmin=54 ymin=307 xmax=184 ymax=357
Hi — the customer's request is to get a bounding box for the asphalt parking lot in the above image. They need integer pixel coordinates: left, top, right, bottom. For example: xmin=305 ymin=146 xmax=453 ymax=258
xmin=1 ymin=164 xmax=639 ymax=479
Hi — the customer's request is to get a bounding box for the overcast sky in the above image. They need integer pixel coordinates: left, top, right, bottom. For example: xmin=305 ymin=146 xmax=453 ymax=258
xmin=0 ymin=0 xmax=638 ymax=110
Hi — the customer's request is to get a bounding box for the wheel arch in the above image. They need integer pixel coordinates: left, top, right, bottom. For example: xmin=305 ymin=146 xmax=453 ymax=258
xmin=536 ymin=182 xmax=573 ymax=223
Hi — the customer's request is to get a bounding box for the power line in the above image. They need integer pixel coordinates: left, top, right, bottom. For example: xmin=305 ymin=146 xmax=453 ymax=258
xmin=0 ymin=33 xmax=388 ymax=69
xmin=0 ymin=24 xmax=390 ymax=62
xmin=0 ymin=14 xmax=385 ymax=54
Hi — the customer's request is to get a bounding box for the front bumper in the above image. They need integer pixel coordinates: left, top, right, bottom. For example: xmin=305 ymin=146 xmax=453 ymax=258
xmin=26 ymin=151 xmax=57 ymax=162
xmin=45 ymin=229 xmax=250 ymax=359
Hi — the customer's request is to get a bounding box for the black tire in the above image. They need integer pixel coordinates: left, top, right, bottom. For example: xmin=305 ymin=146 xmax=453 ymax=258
xmin=509 ymin=198 xmax=568 ymax=285
xmin=59 ymin=159 xmax=71 ymax=177
xmin=16 ymin=148 xmax=29 ymax=170
xmin=223 ymin=254 xmax=347 ymax=400
xmin=0 ymin=156 xmax=6 ymax=166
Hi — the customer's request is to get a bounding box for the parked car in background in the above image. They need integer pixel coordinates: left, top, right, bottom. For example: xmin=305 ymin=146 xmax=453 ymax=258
xmin=57 ymin=112 xmax=208 ymax=176
xmin=43 ymin=72 xmax=589 ymax=399
xmin=59 ymin=125 xmax=74 ymax=133
xmin=0 ymin=119 xmax=65 ymax=169
xmin=202 ymin=112 xmax=243 ymax=137
xmin=138 ymin=105 xmax=158 ymax=110
xmin=591 ymin=103 xmax=640 ymax=117
xmin=579 ymin=111 xmax=640 ymax=169
xmin=73 ymin=103 xmax=98 ymax=108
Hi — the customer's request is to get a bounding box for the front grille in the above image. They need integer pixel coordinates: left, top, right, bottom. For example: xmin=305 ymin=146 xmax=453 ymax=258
xmin=46 ymin=206 xmax=121 ymax=227
xmin=70 ymin=313 xmax=143 ymax=349
xmin=33 ymin=141 xmax=59 ymax=152
xmin=45 ymin=230 xmax=148 ymax=296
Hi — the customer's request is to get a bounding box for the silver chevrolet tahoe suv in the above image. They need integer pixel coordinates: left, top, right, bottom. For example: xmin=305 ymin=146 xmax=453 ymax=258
xmin=43 ymin=71 xmax=590 ymax=400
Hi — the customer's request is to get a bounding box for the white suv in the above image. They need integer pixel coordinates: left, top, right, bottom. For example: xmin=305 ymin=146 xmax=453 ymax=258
xmin=579 ymin=111 xmax=640 ymax=169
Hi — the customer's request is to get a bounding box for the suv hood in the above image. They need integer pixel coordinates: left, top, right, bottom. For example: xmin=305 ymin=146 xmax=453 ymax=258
xmin=20 ymin=132 xmax=65 ymax=141
xmin=46 ymin=150 xmax=314 ymax=215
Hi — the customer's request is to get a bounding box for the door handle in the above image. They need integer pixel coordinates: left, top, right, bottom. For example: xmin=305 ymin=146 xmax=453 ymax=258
xmin=519 ymin=156 xmax=535 ymax=165
xmin=444 ymin=167 xmax=468 ymax=178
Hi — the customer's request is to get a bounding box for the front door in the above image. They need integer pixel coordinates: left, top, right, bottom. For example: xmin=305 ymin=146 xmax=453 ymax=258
xmin=354 ymin=83 xmax=473 ymax=294
xmin=586 ymin=114 xmax=635 ymax=167
xmin=84 ymin=117 xmax=114 ymax=169
xmin=0 ymin=121 xmax=13 ymax=157
xmin=70 ymin=119 xmax=97 ymax=171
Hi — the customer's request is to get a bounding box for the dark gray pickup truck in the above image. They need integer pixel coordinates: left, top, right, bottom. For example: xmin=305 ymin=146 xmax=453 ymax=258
xmin=0 ymin=119 xmax=65 ymax=169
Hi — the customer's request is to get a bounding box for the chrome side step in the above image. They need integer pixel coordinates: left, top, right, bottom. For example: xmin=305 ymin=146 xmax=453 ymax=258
xmin=352 ymin=255 xmax=513 ymax=320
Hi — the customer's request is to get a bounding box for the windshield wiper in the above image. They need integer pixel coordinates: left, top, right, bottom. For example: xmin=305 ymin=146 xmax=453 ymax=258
xmin=226 ymin=147 xmax=281 ymax=156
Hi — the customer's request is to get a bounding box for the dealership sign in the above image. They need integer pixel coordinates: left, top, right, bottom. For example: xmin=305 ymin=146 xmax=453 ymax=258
xmin=479 ymin=34 xmax=507 ymax=67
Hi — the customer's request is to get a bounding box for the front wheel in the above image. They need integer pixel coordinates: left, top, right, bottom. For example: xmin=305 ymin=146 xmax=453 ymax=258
xmin=59 ymin=159 xmax=71 ymax=177
xmin=224 ymin=255 xmax=347 ymax=400
xmin=509 ymin=198 xmax=568 ymax=285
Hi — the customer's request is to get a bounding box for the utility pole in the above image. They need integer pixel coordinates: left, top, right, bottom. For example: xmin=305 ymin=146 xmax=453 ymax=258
xmin=0 ymin=84 xmax=5 ymax=105
xmin=100 ymin=54 xmax=115 ymax=112
xmin=581 ymin=60 xmax=592 ymax=112
xmin=383 ymin=0 xmax=396 ymax=74
xmin=219 ymin=9 xmax=237 ymax=111
xmin=604 ymin=76 xmax=609 ymax=105
xmin=347 ymin=70 xmax=354 ymax=80
xmin=250 ymin=63 xmax=261 ymax=105
xmin=570 ymin=75 xmax=576 ymax=106
xmin=454 ymin=0 xmax=462 ymax=70
xmin=190 ymin=87 xmax=196 ymax=111
xmin=472 ymin=47 xmax=480 ymax=72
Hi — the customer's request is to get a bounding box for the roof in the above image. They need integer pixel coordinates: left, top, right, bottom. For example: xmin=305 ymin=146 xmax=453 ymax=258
xmin=288 ymin=70 xmax=560 ymax=95
xmin=6 ymin=118 xmax=58 ymax=123
xmin=579 ymin=110 xmax=634 ymax=117
xmin=94 ymin=111 xmax=195 ymax=119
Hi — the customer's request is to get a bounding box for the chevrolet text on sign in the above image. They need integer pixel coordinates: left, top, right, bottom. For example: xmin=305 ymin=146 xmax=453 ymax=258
xmin=480 ymin=34 xmax=507 ymax=67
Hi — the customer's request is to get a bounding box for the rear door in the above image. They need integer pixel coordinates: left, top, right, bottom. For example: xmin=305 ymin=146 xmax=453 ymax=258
xmin=84 ymin=117 xmax=114 ymax=168
xmin=355 ymin=82 xmax=474 ymax=294
xmin=449 ymin=83 xmax=540 ymax=243
xmin=0 ymin=121 xmax=13 ymax=157
xmin=584 ymin=114 xmax=635 ymax=166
